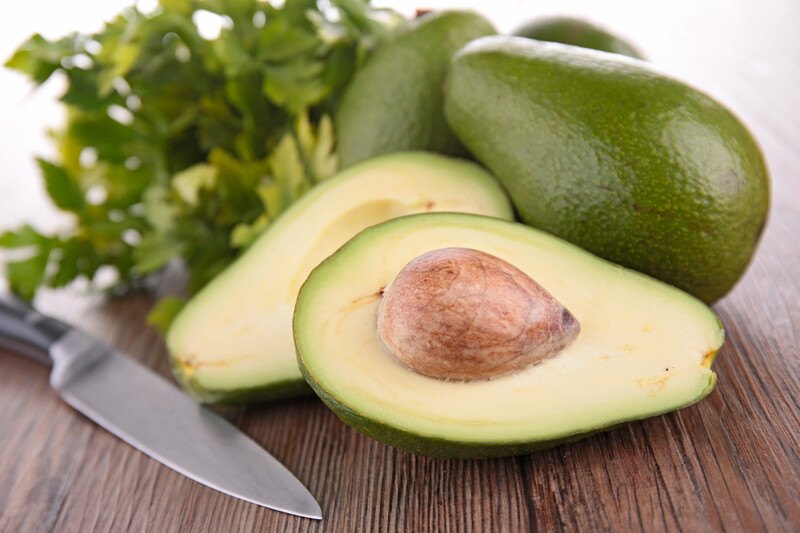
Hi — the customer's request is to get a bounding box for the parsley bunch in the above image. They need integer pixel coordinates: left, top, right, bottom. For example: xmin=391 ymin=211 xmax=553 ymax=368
xmin=1 ymin=0 xmax=400 ymax=301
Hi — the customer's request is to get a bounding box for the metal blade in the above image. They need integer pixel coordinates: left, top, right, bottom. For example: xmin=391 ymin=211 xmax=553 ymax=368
xmin=49 ymin=330 xmax=322 ymax=520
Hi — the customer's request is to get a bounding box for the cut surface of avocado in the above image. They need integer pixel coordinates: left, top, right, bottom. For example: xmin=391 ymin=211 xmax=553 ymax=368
xmin=294 ymin=213 xmax=724 ymax=457
xmin=167 ymin=153 xmax=513 ymax=404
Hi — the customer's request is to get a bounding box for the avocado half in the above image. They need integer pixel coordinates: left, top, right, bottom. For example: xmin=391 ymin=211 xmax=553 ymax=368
xmin=294 ymin=213 xmax=724 ymax=458
xmin=166 ymin=153 xmax=513 ymax=404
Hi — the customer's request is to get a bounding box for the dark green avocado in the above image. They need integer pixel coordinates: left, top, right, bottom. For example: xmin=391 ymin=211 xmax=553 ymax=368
xmin=444 ymin=36 xmax=770 ymax=303
xmin=513 ymin=16 xmax=644 ymax=59
xmin=335 ymin=11 xmax=495 ymax=167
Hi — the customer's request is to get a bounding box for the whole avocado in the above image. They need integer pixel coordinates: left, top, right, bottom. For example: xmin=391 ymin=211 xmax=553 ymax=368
xmin=444 ymin=37 xmax=769 ymax=303
xmin=513 ymin=16 xmax=644 ymax=59
xmin=335 ymin=11 xmax=495 ymax=167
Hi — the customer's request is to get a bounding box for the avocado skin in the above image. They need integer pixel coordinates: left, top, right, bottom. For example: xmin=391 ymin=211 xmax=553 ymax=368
xmin=445 ymin=37 xmax=770 ymax=303
xmin=298 ymin=342 xmax=718 ymax=458
xmin=335 ymin=11 xmax=495 ymax=167
xmin=513 ymin=16 xmax=644 ymax=59
xmin=170 ymin=356 xmax=311 ymax=405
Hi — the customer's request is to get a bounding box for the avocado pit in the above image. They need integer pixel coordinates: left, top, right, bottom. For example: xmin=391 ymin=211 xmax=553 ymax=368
xmin=377 ymin=247 xmax=580 ymax=381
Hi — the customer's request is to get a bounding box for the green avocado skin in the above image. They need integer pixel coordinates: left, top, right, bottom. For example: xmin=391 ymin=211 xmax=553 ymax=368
xmin=445 ymin=37 xmax=770 ymax=303
xmin=298 ymin=347 xmax=717 ymax=458
xmin=335 ymin=11 xmax=495 ymax=167
xmin=170 ymin=357 xmax=311 ymax=405
xmin=513 ymin=16 xmax=644 ymax=59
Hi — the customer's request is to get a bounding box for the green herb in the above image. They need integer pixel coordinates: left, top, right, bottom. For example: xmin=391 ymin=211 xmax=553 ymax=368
xmin=147 ymin=295 xmax=187 ymax=335
xmin=2 ymin=0 xmax=400 ymax=302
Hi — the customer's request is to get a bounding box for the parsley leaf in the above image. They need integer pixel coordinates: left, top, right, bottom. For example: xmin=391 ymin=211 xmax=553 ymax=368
xmin=2 ymin=0 xmax=400 ymax=302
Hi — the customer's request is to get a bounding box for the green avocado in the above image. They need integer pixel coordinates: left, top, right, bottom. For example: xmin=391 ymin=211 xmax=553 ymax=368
xmin=513 ymin=16 xmax=644 ymax=59
xmin=294 ymin=213 xmax=723 ymax=458
xmin=445 ymin=37 xmax=769 ymax=303
xmin=335 ymin=11 xmax=495 ymax=167
xmin=166 ymin=153 xmax=513 ymax=404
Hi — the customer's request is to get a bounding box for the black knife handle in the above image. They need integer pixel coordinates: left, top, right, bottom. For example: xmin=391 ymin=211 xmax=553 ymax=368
xmin=0 ymin=294 xmax=71 ymax=366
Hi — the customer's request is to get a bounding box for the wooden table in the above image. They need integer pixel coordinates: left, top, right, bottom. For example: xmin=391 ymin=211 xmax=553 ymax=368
xmin=1 ymin=1 xmax=798 ymax=531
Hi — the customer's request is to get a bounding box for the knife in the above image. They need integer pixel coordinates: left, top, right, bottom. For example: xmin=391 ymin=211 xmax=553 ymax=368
xmin=0 ymin=294 xmax=322 ymax=520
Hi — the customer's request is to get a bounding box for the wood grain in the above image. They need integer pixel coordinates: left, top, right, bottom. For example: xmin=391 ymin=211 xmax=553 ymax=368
xmin=1 ymin=1 xmax=799 ymax=532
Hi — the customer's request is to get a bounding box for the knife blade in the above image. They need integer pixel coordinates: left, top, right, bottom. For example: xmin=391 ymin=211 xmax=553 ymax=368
xmin=0 ymin=295 xmax=322 ymax=520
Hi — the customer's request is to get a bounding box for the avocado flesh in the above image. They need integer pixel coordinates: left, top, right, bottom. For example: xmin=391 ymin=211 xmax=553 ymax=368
xmin=445 ymin=37 xmax=769 ymax=303
xmin=512 ymin=16 xmax=644 ymax=59
xmin=166 ymin=153 xmax=513 ymax=404
xmin=295 ymin=213 xmax=724 ymax=458
xmin=335 ymin=11 xmax=495 ymax=167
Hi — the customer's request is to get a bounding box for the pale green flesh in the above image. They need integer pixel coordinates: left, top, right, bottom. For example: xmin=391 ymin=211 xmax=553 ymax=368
xmin=296 ymin=213 xmax=723 ymax=444
xmin=167 ymin=153 xmax=513 ymax=401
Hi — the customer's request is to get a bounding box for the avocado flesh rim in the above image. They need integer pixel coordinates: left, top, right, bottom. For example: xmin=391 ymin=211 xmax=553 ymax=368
xmin=294 ymin=213 xmax=724 ymax=457
xmin=166 ymin=153 xmax=513 ymax=403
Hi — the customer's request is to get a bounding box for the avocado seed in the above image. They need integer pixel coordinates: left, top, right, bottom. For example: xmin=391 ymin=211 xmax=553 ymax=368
xmin=377 ymin=247 xmax=579 ymax=381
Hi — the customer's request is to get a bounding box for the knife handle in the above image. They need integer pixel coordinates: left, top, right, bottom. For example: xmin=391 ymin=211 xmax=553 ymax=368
xmin=0 ymin=294 xmax=71 ymax=366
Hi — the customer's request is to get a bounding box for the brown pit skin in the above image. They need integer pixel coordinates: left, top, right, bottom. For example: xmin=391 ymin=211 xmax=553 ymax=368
xmin=377 ymin=248 xmax=580 ymax=381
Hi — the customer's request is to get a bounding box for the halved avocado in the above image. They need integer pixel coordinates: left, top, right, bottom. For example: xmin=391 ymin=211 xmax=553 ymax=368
xmin=167 ymin=153 xmax=513 ymax=404
xmin=294 ymin=213 xmax=724 ymax=458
